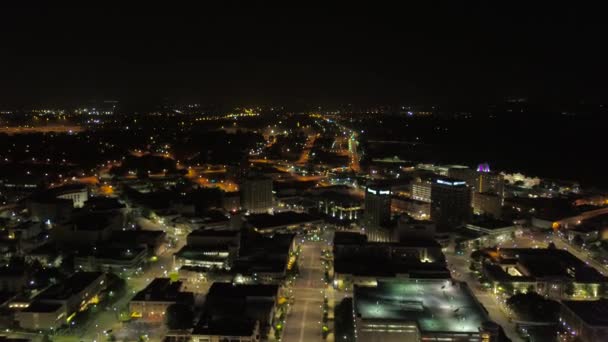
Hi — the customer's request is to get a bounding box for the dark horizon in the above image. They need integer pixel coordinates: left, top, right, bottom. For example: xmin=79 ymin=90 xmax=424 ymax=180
xmin=1 ymin=3 xmax=608 ymax=107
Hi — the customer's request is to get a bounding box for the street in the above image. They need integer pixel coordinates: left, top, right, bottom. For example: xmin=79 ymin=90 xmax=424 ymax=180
xmin=282 ymin=242 xmax=326 ymax=342
xmin=445 ymin=249 xmax=522 ymax=342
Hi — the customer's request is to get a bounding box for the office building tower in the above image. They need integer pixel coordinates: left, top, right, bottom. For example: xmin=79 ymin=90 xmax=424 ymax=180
xmin=431 ymin=177 xmax=472 ymax=230
xmin=363 ymin=184 xmax=392 ymax=241
xmin=240 ymin=176 xmax=273 ymax=213
xmin=411 ymin=178 xmax=432 ymax=203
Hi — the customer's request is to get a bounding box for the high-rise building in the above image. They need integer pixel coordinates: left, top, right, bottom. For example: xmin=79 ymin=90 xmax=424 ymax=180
xmin=472 ymin=192 xmax=502 ymax=218
xmin=240 ymin=176 xmax=273 ymax=213
xmin=411 ymin=178 xmax=432 ymax=203
xmin=478 ymin=172 xmax=505 ymax=198
xmin=363 ymin=184 xmax=392 ymax=241
xmin=431 ymin=177 xmax=472 ymax=230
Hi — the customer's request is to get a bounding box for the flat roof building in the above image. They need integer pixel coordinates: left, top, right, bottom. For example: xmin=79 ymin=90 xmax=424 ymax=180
xmin=353 ymin=280 xmax=497 ymax=341
xmin=129 ymin=278 xmax=194 ymax=321
xmin=560 ymin=299 xmax=608 ymax=342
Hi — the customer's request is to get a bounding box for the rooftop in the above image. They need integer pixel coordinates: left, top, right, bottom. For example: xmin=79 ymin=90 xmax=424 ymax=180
xmin=333 ymin=232 xmax=368 ymax=245
xmin=489 ymin=248 xmax=606 ymax=282
xmin=246 ymin=211 xmax=321 ymax=230
xmin=193 ymin=318 xmax=257 ymax=336
xmin=354 ymin=280 xmax=488 ymax=333
xmin=562 ymin=299 xmax=608 ymax=326
xmin=207 ymin=282 xmax=279 ymax=300
xmin=132 ymin=278 xmax=192 ymax=303
xmin=20 ymin=301 xmax=63 ymax=313
xmin=188 ymin=229 xmax=240 ymax=238
xmin=74 ymin=245 xmax=147 ymax=261
xmin=36 ymin=272 xmax=104 ymax=301
xmin=176 ymin=245 xmax=231 ymax=262
xmin=335 ymin=259 xmax=450 ymax=279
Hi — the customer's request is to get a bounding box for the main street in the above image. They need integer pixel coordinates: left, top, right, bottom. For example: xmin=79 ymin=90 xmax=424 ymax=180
xmin=283 ymin=241 xmax=326 ymax=342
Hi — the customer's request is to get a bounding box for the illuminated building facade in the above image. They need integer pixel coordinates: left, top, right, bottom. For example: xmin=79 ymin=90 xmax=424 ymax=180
xmin=411 ymin=179 xmax=432 ymax=203
xmin=353 ymin=280 xmax=499 ymax=342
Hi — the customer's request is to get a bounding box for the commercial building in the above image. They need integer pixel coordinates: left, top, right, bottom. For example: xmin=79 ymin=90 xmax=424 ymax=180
xmin=240 ymin=176 xmax=273 ymax=213
xmin=472 ymin=192 xmax=502 ymax=218
xmin=198 ymin=282 xmax=279 ymax=339
xmin=363 ymin=184 xmax=392 ymax=241
xmin=244 ymin=212 xmax=323 ymax=235
xmin=455 ymin=217 xmax=519 ymax=250
xmin=410 ymin=178 xmax=432 ymax=203
xmin=332 ymin=232 xmax=449 ymax=290
xmin=187 ymin=229 xmax=240 ymax=248
xmin=448 ymin=165 xmax=504 ymax=198
xmin=477 ymin=172 xmax=504 ymax=197
xmin=353 ymin=280 xmax=498 ymax=341
xmin=395 ymin=215 xmax=436 ymax=240
xmin=15 ymin=272 xmax=105 ymax=330
xmin=391 ymin=197 xmax=430 ymax=220
xmin=431 ymin=177 xmax=472 ymax=230
xmin=51 ymin=212 xmax=123 ymax=246
xmin=191 ymin=318 xmax=260 ymax=342
xmin=49 ymin=184 xmax=89 ymax=208
xmin=129 ymin=278 xmax=194 ymax=321
xmin=175 ymin=245 xmax=235 ymax=270
xmin=559 ymin=299 xmax=608 ymax=342
xmin=480 ymin=248 xmax=607 ymax=299
xmin=73 ymin=246 xmax=148 ymax=274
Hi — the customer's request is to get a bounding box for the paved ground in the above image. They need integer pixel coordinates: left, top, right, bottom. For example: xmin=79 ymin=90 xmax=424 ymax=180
xmin=283 ymin=241 xmax=326 ymax=342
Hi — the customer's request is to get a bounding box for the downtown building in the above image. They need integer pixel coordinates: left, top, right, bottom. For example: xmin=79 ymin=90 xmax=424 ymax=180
xmin=240 ymin=176 xmax=273 ymax=213
xmin=353 ymin=280 xmax=501 ymax=342
xmin=430 ymin=177 xmax=472 ymax=231
xmin=448 ymin=164 xmax=505 ymax=218
xmin=362 ymin=183 xmax=392 ymax=242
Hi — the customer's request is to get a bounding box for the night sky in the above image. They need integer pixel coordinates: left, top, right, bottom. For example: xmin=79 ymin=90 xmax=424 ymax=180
xmin=1 ymin=3 xmax=607 ymax=106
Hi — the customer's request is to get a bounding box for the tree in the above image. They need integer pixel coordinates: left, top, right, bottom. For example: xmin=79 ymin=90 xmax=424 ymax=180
xmin=165 ymin=304 xmax=194 ymax=330
xmin=564 ymin=282 xmax=575 ymax=297
xmin=506 ymin=292 xmax=560 ymax=322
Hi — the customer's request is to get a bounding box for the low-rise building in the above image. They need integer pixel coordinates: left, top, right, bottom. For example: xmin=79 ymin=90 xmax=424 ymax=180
xmin=353 ymin=280 xmax=499 ymax=341
xmin=245 ymin=212 xmax=323 ymax=235
xmin=200 ymin=282 xmax=279 ymax=339
xmin=15 ymin=272 xmax=105 ymax=330
xmin=559 ymin=299 xmax=608 ymax=342
xmin=74 ymin=246 xmax=147 ymax=274
xmin=191 ymin=318 xmax=260 ymax=342
xmin=480 ymin=248 xmax=607 ymax=299
xmin=129 ymin=278 xmax=194 ymax=321
xmin=332 ymin=232 xmax=449 ymax=290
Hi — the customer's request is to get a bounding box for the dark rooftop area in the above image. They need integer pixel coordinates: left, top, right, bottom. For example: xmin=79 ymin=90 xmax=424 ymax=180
xmin=36 ymin=272 xmax=103 ymax=301
xmin=246 ymin=211 xmax=321 ymax=229
xmin=193 ymin=317 xmax=257 ymax=337
xmin=207 ymin=282 xmax=279 ymax=300
xmin=562 ymin=299 xmax=608 ymax=326
xmin=132 ymin=278 xmax=194 ymax=303
xmin=333 ymin=232 xmax=368 ymax=245
xmin=20 ymin=301 xmax=63 ymax=313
